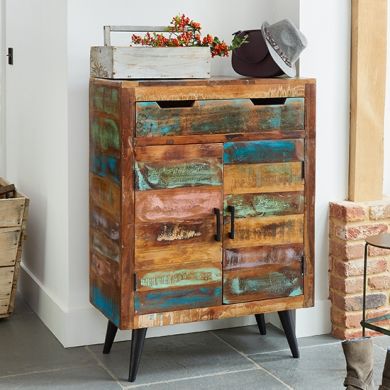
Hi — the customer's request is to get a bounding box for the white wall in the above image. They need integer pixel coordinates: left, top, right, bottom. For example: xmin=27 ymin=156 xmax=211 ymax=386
xmin=4 ymin=0 xmax=70 ymax=343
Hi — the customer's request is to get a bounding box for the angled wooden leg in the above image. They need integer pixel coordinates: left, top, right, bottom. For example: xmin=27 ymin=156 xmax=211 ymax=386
xmin=129 ymin=328 xmax=147 ymax=382
xmin=103 ymin=320 xmax=118 ymax=354
xmin=278 ymin=310 xmax=299 ymax=358
xmin=255 ymin=314 xmax=267 ymax=335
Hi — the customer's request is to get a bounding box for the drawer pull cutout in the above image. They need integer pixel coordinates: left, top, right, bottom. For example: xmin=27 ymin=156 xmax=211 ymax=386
xmin=250 ymin=98 xmax=287 ymax=106
xmin=156 ymin=100 xmax=195 ymax=109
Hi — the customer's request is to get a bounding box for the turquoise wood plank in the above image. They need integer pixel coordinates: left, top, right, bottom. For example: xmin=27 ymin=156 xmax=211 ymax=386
xmin=91 ymin=155 xmax=120 ymax=184
xmin=135 ymin=160 xmax=222 ymax=191
xmin=90 ymin=285 xmax=120 ymax=326
xmin=134 ymin=286 xmax=222 ymax=314
xmin=223 ymin=140 xmax=304 ymax=164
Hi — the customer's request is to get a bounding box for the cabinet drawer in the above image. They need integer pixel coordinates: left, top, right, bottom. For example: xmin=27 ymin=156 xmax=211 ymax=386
xmin=135 ymin=98 xmax=304 ymax=137
xmin=223 ymin=245 xmax=304 ymax=304
xmin=134 ymin=264 xmax=222 ymax=314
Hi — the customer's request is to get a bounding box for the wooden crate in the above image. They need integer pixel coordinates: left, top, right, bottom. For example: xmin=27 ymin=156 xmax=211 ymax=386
xmin=90 ymin=25 xmax=211 ymax=79
xmin=0 ymin=178 xmax=29 ymax=318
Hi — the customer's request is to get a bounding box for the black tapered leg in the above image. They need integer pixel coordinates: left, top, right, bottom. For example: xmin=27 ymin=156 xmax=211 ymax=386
xmin=255 ymin=314 xmax=267 ymax=335
xmin=278 ymin=310 xmax=299 ymax=358
xmin=103 ymin=321 xmax=118 ymax=354
xmin=129 ymin=328 xmax=147 ymax=382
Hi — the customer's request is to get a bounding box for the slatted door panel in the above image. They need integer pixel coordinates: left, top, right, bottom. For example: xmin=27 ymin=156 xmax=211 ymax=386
xmin=134 ymin=143 xmax=223 ymax=313
xmin=223 ymin=139 xmax=305 ymax=304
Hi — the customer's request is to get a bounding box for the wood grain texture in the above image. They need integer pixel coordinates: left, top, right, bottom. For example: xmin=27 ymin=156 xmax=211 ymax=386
xmin=91 ymin=46 xmax=211 ymax=79
xmin=0 ymin=228 xmax=21 ymax=267
xmin=223 ymin=263 xmax=303 ymax=304
xmin=223 ymin=244 xmax=304 ymax=271
xmin=136 ymin=98 xmax=304 ymax=137
xmin=135 ymin=187 xmax=223 ymax=223
xmin=349 ymin=0 xmax=387 ymax=201
xmin=136 ymin=263 xmax=222 ymax=292
xmin=0 ymin=198 xmax=25 ymax=228
xmin=224 ymin=214 xmax=304 ymax=249
xmin=0 ymin=267 xmax=14 ymax=315
xmin=135 ymin=284 xmax=222 ymax=314
xmin=90 ymin=81 xmax=123 ymax=327
xmin=134 ymin=244 xmax=222 ymax=271
xmin=224 ymin=162 xmax=304 ymax=194
xmin=303 ymin=83 xmax=316 ymax=308
xmin=134 ymin=144 xmax=223 ymax=192
xmin=224 ymin=192 xmax=304 ymax=219
xmin=134 ymin=295 xmax=304 ymax=328
xmin=224 ymin=139 xmax=304 ymax=164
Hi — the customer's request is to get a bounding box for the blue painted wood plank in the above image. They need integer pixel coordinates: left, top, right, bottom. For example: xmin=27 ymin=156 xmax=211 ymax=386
xmin=91 ymin=285 xmax=120 ymax=326
xmin=223 ymin=140 xmax=304 ymax=164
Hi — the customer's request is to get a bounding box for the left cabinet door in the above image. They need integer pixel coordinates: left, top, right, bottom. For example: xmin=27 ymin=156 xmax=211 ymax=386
xmin=134 ymin=144 xmax=224 ymax=314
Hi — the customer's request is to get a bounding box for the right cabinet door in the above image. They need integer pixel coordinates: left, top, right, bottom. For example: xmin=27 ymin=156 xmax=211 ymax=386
xmin=223 ymin=140 xmax=306 ymax=304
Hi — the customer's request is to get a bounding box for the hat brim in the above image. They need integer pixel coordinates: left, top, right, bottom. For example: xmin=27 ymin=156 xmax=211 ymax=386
xmin=261 ymin=21 xmax=297 ymax=78
xmin=232 ymin=51 xmax=284 ymax=78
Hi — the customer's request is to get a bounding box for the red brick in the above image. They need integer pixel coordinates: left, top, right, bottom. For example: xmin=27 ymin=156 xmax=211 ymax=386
xmin=335 ymin=223 xmax=388 ymax=241
xmin=329 ymin=240 xmax=364 ymax=260
xmin=331 ymin=307 xmax=390 ymax=329
xmin=369 ymin=246 xmax=390 ymax=256
xmin=332 ymin=292 xmax=387 ymax=311
xmin=330 ymin=202 xmax=368 ymax=222
xmin=369 ymin=201 xmax=390 ymax=220
xmin=330 ymin=275 xmax=363 ymax=294
xmin=368 ymin=275 xmax=390 ymax=290
xmin=334 ymin=258 xmax=388 ymax=277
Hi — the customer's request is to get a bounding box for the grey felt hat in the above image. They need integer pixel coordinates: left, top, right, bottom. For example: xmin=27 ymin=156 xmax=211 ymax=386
xmin=261 ymin=19 xmax=308 ymax=77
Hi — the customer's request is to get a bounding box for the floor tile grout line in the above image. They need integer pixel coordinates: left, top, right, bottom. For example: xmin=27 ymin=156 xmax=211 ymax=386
xmin=121 ymin=367 xmax=258 ymax=389
xmin=84 ymin=345 xmax=124 ymax=389
xmin=246 ymin=340 xmax=342 ymax=357
xmin=209 ymin=331 xmax=294 ymax=390
xmin=0 ymin=364 xmax=96 ymax=380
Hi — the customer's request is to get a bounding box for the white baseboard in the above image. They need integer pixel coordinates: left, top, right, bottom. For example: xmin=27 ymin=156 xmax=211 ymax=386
xmin=19 ymin=265 xmax=331 ymax=347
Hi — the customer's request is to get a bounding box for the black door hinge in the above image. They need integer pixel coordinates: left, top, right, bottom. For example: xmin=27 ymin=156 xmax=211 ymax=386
xmin=7 ymin=48 xmax=13 ymax=65
xmin=301 ymin=161 xmax=305 ymax=179
xmin=301 ymin=256 xmax=305 ymax=276
xmin=133 ymin=273 xmax=137 ymax=291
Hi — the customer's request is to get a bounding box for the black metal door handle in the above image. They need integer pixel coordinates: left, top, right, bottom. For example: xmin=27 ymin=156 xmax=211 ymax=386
xmin=227 ymin=206 xmax=235 ymax=239
xmin=214 ymin=208 xmax=221 ymax=242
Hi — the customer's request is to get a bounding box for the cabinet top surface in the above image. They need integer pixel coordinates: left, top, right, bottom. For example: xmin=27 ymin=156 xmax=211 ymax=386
xmin=90 ymin=76 xmax=316 ymax=88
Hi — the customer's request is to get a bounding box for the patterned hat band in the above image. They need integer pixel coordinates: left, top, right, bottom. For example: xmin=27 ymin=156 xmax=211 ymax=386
xmin=263 ymin=27 xmax=292 ymax=68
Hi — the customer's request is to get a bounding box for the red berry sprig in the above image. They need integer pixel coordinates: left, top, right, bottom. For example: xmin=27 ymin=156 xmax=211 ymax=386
xmin=131 ymin=14 xmax=247 ymax=57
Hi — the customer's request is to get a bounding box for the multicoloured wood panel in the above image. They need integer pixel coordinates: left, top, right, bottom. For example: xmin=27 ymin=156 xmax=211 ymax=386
xmin=90 ymin=83 xmax=122 ymax=327
xmin=135 ymin=144 xmax=222 ymax=191
xmin=223 ymin=246 xmax=304 ymax=304
xmin=135 ymin=98 xmax=305 ymax=137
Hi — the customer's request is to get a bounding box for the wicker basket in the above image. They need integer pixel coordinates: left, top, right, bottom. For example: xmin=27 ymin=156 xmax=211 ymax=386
xmin=0 ymin=178 xmax=29 ymax=318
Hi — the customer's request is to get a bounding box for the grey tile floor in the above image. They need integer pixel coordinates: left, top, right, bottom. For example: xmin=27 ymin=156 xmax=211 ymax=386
xmin=0 ymin=295 xmax=388 ymax=389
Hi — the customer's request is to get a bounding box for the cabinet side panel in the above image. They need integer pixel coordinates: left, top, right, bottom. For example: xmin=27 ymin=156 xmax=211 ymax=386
xmin=89 ymin=80 xmax=121 ymax=326
xmin=303 ymin=83 xmax=316 ymax=307
xmin=120 ymin=87 xmax=136 ymax=329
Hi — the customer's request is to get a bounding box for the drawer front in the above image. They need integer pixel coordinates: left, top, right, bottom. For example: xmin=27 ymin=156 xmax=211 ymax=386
xmin=223 ymin=245 xmax=304 ymax=304
xmin=136 ymin=98 xmax=304 ymax=137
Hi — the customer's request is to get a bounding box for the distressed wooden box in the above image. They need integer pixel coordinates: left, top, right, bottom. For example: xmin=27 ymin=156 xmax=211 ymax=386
xmin=90 ymin=46 xmax=211 ymax=79
xmin=0 ymin=178 xmax=29 ymax=318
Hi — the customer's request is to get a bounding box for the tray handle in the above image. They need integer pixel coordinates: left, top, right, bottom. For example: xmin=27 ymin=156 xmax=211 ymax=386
xmin=104 ymin=25 xmax=188 ymax=46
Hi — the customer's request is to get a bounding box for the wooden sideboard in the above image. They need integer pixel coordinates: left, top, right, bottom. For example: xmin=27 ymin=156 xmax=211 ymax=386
xmin=89 ymin=77 xmax=316 ymax=382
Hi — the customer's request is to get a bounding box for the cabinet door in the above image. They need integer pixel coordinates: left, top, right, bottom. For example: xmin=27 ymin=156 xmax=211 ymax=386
xmin=134 ymin=144 xmax=223 ymax=314
xmin=223 ymin=140 xmax=305 ymax=304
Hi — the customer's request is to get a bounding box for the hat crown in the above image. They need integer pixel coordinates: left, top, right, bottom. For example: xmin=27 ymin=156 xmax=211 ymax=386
xmin=264 ymin=19 xmax=307 ymax=64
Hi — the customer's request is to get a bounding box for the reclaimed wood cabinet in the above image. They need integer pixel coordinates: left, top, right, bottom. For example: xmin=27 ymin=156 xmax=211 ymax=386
xmin=89 ymin=77 xmax=316 ymax=382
